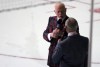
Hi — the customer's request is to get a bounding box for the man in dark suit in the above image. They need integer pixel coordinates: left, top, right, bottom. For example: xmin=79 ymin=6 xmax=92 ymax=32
xmin=43 ymin=2 xmax=79 ymax=67
xmin=52 ymin=17 xmax=89 ymax=67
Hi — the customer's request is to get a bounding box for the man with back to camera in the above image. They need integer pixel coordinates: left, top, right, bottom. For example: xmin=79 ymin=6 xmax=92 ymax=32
xmin=52 ymin=17 xmax=89 ymax=67
xmin=43 ymin=2 xmax=79 ymax=67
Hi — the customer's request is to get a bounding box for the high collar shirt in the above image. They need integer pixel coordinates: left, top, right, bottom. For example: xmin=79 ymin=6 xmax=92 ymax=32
xmin=68 ymin=31 xmax=77 ymax=36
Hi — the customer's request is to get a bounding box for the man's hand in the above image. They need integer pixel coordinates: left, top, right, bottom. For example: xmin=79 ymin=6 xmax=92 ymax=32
xmin=50 ymin=28 xmax=63 ymax=38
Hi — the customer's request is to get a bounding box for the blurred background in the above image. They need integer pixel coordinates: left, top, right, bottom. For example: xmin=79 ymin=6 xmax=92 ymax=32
xmin=0 ymin=0 xmax=100 ymax=67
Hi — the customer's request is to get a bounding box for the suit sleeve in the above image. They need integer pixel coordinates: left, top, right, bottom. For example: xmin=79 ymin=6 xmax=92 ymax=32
xmin=43 ymin=17 xmax=52 ymax=42
xmin=52 ymin=43 xmax=63 ymax=64
xmin=84 ymin=38 xmax=89 ymax=67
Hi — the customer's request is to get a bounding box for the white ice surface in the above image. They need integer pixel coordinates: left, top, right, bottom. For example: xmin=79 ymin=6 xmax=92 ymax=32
xmin=0 ymin=0 xmax=100 ymax=67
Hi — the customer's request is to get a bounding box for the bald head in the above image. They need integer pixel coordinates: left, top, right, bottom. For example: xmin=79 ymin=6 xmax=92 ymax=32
xmin=54 ymin=2 xmax=66 ymax=9
xmin=65 ymin=17 xmax=78 ymax=32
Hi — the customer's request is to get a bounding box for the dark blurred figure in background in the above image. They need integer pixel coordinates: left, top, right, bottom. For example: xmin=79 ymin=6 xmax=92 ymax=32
xmin=52 ymin=17 xmax=89 ymax=67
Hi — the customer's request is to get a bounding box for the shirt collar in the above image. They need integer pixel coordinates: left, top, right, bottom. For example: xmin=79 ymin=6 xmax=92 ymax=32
xmin=57 ymin=16 xmax=66 ymax=21
xmin=57 ymin=17 xmax=60 ymax=20
xmin=68 ymin=31 xmax=77 ymax=36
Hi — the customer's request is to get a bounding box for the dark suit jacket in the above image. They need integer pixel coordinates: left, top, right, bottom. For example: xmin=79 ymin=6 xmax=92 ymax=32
xmin=43 ymin=16 xmax=79 ymax=67
xmin=43 ymin=16 xmax=69 ymax=67
xmin=52 ymin=34 xmax=89 ymax=67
